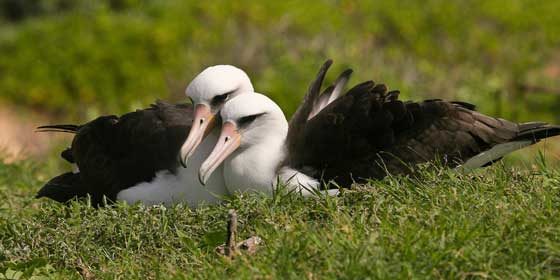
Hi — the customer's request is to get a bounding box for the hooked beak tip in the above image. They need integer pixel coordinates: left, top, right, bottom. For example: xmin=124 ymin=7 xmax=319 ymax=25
xmin=198 ymin=172 xmax=207 ymax=186
xmin=180 ymin=157 xmax=188 ymax=168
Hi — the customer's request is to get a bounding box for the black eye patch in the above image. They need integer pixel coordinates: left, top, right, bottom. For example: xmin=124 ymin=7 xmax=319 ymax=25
xmin=211 ymin=90 xmax=235 ymax=107
xmin=238 ymin=113 xmax=265 ymax=127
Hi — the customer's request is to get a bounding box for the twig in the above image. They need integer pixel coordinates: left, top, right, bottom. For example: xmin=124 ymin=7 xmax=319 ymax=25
xmin=225 ymin=209 xmax=237 ymax=257
xmin=216 ymin=209 xmax=261 ymax=257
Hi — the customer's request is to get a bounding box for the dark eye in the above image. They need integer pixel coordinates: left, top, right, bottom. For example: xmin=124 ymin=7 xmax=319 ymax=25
xmin=211 ymin=91 xmax=234 ymax=106
xmin=238 ymin=113 xmax=265 ymax=127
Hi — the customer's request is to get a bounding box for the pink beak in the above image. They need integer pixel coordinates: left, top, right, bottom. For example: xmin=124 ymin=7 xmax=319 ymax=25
xmin=179 ymin=104 xmax=216 ymax=167
xmin=198 ymin=121 xmax=241 ymax=185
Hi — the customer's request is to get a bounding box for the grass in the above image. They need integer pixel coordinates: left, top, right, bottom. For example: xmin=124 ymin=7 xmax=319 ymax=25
xmin=1 ymin=157 xmax=560 ymax=279
xmin=2 ymin=1 xmax=560 ymax=278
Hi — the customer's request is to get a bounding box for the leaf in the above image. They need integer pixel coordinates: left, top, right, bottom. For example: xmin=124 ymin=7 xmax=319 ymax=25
xmin=2 ymin=269 xmax=23 ymax=280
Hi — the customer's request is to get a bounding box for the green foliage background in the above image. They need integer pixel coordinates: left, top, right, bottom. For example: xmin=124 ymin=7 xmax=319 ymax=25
xmin=1 ymin=0 xmax=560 ymax=122
xmin=2 ymin=2 xmax=560 ymax=278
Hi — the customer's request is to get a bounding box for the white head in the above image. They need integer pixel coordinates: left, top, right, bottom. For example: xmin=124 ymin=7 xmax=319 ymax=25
xmin=186 ymin=65 xmax=254 ymax=109
xmin=198 ymin=93 xmax=288 ymax=185
xmin=180 ymin=65 xmax=254 ymax=167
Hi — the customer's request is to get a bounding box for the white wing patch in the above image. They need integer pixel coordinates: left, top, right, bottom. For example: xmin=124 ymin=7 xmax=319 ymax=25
xmin=308 ymin=69 xmax=352 ymax=120
xmin=456 ymin=140 xmax=533 ymax=172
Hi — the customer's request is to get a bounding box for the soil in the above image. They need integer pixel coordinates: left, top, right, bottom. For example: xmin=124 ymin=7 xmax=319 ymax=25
xmin=0 ymin=104 xmax=70 ymax=162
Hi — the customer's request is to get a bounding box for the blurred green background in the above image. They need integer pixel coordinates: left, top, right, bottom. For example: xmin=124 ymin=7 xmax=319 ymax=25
xmin=1 ymin=0 xmax=559 ymax=160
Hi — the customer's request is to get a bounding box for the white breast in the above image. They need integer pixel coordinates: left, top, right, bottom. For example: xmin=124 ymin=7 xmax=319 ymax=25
xmin=116 ymin=131 xmax=228 ymax=207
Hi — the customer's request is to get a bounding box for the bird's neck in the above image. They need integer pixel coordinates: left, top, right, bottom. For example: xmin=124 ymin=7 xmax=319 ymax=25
xmin=223 ymin=134 xmax=286 ymax=194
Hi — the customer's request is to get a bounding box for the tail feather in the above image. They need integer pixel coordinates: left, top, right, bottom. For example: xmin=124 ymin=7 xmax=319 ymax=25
xmin=518 ymin=121 xmax=547 ymax=131
xmin=515 ymin=123 xmax=560 ymax=142
xmin=36 ymin=172 xmax=87 ymax=203
xmin=458 ymin=140 xmax=533 ymax=171
xmin=36 ymin=124 xmax=80 ymax=134
xmin=459 ymin=122 xmax=560 ymax=171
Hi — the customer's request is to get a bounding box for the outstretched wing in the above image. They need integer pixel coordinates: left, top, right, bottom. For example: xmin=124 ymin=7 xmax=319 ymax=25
xmin=286 ymin=61 xmax=560 ymax=187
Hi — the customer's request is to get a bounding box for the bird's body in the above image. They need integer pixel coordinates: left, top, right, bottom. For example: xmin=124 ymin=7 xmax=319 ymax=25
xmin=116 ymin=128 xmax=227 ymax=207
xmin=38 ymin=60 xmax=560 ymax=206
xmin=200 ymin=60 xmax=560 ymax=195
xmin=37 ymin=101 xmax=227 ymax=206
xmin=37 ymin=64 xmax=256 ymax=207
xmin=288 ymin=91 xmax=557 ymax=187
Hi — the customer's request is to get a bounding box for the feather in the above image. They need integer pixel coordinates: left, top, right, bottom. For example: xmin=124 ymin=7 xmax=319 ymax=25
xmin=36 ymin=124 xmax=80 ymax=134
xmin=37 ymin=101 xmax=195 ymax=206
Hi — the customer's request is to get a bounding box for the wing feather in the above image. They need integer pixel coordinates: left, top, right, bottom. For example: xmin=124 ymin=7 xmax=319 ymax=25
xmin=286 ymin=61 xmax=560 ymax=187
xmin=39 ymin=102 xmax=194 ymax=205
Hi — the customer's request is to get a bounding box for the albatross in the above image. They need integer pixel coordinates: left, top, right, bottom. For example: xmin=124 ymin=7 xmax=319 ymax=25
xmin=198 ymin=60 xmax=560 ymax=195
xmin=36 ymin=64 xmax=254 ymax=207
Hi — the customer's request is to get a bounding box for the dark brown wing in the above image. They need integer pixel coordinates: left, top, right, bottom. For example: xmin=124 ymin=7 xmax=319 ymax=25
xmin=286 ymin=61 xmax=560 ymax=187
xmin=36 ymin=101 xmax=194 ymax=205
xmin=286 ymin=59 xmax=332 ymax=157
